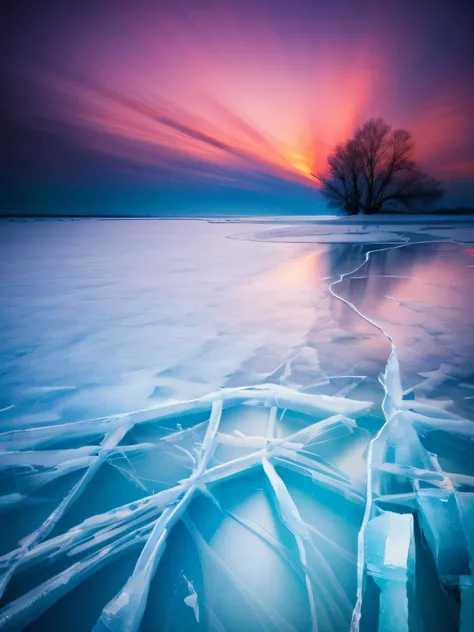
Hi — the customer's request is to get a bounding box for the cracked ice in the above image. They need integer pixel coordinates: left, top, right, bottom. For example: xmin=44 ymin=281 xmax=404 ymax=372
xmin=1 ymin=217 xmax=474 ymax=631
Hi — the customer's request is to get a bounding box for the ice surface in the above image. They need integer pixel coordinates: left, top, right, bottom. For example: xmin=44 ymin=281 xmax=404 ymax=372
xmin=1 ymin=217 xmax=474 ymax=631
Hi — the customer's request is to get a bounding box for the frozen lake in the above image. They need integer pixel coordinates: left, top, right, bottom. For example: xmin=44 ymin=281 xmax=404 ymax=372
xmin=1 ymin=217 xmax=474 ymax=631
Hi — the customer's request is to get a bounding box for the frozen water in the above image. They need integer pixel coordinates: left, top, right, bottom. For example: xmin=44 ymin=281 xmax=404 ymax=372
xmin=0 ymin=216 xmax=474 ymax=631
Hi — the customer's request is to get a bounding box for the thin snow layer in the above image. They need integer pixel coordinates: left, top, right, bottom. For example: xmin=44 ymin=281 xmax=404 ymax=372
xmin=229 ymin=216 xmax=474 ymax=245
xmin=0 ymin=218 xmax=474 ymax=631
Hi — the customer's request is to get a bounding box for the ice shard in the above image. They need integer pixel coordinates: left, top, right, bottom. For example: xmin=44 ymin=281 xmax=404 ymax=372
xmin=364 ymin=512 xmax=414 ymax=632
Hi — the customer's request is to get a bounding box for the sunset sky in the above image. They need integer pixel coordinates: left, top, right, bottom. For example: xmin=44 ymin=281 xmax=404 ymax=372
xmin=2 ymin=0 xmax=474 ymax=215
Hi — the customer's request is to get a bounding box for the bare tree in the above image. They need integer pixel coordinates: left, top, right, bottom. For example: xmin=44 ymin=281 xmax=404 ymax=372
xmin=313 ymin=118 xmax=443 ymax=214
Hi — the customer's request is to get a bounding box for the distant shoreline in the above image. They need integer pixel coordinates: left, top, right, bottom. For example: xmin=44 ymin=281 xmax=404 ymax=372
xmin=2 ymin=211 xmax=474 ymax=223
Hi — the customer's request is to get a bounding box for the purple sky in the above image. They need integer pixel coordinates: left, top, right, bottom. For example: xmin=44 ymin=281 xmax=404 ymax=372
xmin=2 ymin=0 xmax=474 ymax=214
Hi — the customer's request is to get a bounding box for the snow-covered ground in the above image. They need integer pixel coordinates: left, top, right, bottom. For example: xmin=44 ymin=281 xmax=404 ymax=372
xmin=0 ymin=217 xmax=474 ymax=631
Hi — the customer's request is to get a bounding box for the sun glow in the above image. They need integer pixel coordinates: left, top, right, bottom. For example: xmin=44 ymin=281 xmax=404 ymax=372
xmin=286 ymin=152 xmax=314 ymax=178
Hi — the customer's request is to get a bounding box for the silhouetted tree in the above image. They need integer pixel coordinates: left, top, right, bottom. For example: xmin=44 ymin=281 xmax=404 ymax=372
xmin=312 ymin=118 xmax=443 ymax=214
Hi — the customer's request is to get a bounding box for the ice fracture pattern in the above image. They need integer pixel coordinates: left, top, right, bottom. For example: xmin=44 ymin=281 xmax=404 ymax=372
xmin=1 ymin=218 xmax=474 ymax=631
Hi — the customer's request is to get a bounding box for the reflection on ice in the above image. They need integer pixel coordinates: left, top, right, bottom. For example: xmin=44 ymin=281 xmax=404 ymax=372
xmin=0 ymin=217 xmax=474 ymax=631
